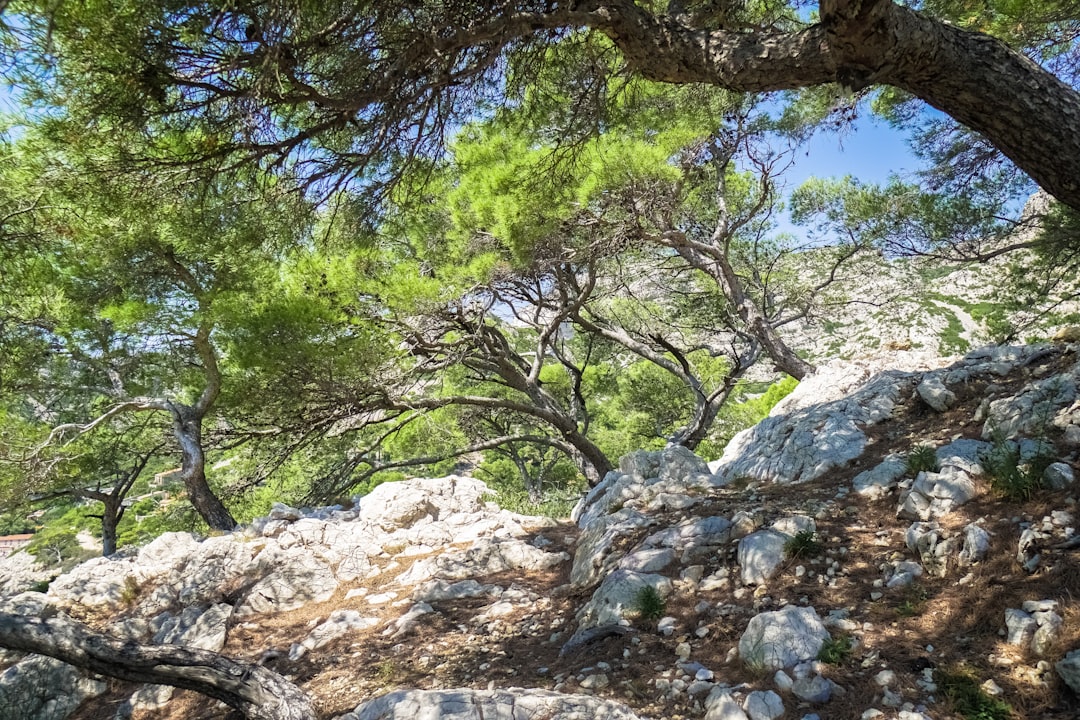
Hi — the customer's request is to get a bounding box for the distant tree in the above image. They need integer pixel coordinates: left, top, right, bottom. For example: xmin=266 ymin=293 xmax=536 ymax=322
xmin=1 ymin=417 xmax=165 ymax=556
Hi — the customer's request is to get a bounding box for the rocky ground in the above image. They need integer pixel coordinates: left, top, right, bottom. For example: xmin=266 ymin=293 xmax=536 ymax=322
xmin=4 ymin=343 xmax=1080 ymax=720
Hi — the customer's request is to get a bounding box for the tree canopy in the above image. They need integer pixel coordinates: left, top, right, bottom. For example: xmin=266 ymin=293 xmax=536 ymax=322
xmin=4 ymin=1 xmax=1080 ymax=208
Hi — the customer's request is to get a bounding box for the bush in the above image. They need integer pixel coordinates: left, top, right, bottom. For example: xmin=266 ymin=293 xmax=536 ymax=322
xmin=906 ymin=444 xmax=938 ymax=475
xmin=633 ymin=585 xmax=666 ymax=621
xmin=784 ymin=530 xmax=823 ymax=559
xmin=818 ymin=634 xmax=853 ymax=665
xmin=980 ymin=435 xmax=1053 ymax=501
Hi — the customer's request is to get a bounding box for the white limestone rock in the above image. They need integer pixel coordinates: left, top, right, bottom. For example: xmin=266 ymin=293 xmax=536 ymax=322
xmin=0 ymin=655 xmax=106 ymax=720
xmin=297 ymin=609 xmax=380 ymax=656
xmin=704 ymin=693 xmax=750 ymax=720
xmin=0 ymin=552 xmax=52 ymax=597
xmin=1044 ymin=462 xmax=1076 ymax=490
xmin=396 ymin=537 xmax=568 ymax=587
xmin=618 ymin=548 xmax=676 ymax=574
xmin=413 ymin=579 xmax=500 ymax=603
xmin=575 ymin=570 xmax=673 ymax=630
xmin=659 ymin=445 xmax=712 ymax=482
xmin=1005 ymin=608 xmax=1038 ymax=646
xmin=1055 ymin=648 xmax=1080 ymax=694
xmin=738 ymin=530 xmax=790 ymax=586
xmin=236 ymin=547 xmax=338 ymax=615
xmin=570 ymin=509 xmax=654 ymax=589
xmin=347 ymin=688 xmax=646 ymax=720
xmin=959 ymin=523 xmax=992 ymax=565
xmin=982 ymin=373 xmax=1078 ymax=440
xmin=743 ymin=690 xmax=784 ymax=720
xmin=917 ymin=375 xmax=957 ymax=412
xmin=643 ymin=516 xmax=733 ymax=549
xmin=853 ymin=455 xmax=907 ymax=499
xmin=739 ymin=605 xmax=830 ymax=671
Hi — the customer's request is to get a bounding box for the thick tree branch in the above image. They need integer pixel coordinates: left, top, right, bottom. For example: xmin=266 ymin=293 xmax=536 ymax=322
xmin=0 ymin=612 xmax=316 ymax=720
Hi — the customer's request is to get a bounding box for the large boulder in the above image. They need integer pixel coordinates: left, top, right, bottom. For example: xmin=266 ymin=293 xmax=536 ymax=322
xmin=738 ymin=605 xmax=830 ymax=671
xmin=983 ymin=372 xmax=1078 ymax=440
xmin=394 ymin=538 xmax=568 ymax=587
xmin=236 ymin=546 xmax=338 ymax=615
xmin=0 ymin=656 xmax=106 ymax=720
xmin=48 ymin=532 xmax=203 ymax=612
xmin=575 ymin=569 xmax=673 ymax=630
xmin=344 ymin=688 xmax=646 ymax=720
xmin=737 ymin=530 xmax=790 ymax=586
xmin=570 ymin=509 xmax=654 ymax=589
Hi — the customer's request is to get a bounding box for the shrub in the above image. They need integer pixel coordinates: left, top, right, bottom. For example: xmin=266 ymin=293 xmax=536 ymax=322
xmin=818 ymin=634 xmax=854 ymax=665
xmin=906 ymin=444 xmax=938 ymax=475
xmin=784 ymin=530 xmax=823 ymax=560
xmin=896 ymin=583 xmax=929 ymax=618
xmin=938 ymin=666 xmax=1013 ymax=720
xmin=633 ymin=585 xmax=666 ymax=621
xmin=980 ymin=434 xmax=1053 ymax=501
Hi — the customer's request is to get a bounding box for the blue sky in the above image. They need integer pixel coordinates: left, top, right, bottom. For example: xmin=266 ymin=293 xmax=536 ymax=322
xmin=773 ymin=113 xmax=916 ymax=241
xmin=786 ymin=114 xmax=914 ymax=187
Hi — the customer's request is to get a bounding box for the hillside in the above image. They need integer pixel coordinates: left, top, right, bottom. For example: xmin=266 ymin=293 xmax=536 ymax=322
xmin=3 ymin=342 xmax=1080 ymax=720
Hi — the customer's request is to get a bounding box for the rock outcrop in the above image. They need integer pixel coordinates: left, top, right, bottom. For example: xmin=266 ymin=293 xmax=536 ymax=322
xmin=4 ymin=343 xmax=1080 ymax=720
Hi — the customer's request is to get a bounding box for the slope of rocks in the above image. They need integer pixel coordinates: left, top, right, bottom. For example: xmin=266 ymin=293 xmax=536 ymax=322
xmin=4 ymin=343 xmax=1080 ymax=719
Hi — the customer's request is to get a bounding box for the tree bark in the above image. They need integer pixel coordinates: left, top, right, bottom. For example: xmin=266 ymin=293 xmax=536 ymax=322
xmin=172 ymin=406 xmax=237 ymax=531
xmin=0 ymin=612 xmax=317 ymax=720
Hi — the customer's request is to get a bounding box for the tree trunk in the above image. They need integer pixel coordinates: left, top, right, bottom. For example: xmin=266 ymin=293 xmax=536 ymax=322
xmin=172 ymin=408 xmax=237 ymax=531
xmin=0 ymin=612 xmax=317 ymax=720
xmin=585 ymin=0 xmax=1080 ymax=211
xmin=100 ymin=497 xmax=120 ymax=557
xmin=561 ymin=433 xmax=614 ymax=487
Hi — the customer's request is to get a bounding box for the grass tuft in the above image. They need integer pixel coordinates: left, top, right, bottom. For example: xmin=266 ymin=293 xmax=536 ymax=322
xmin=784 ymin=530 xmax=823 ymax=560
xmin=906 ymin=444 xmax=939 ymax=475
xmin=938 ymin=666 xmax=1013 ymax=720
xmin=633 ymin=585 xmax=666 ymax=621
xmin=818 ymin=634 xmax=854 ymax=665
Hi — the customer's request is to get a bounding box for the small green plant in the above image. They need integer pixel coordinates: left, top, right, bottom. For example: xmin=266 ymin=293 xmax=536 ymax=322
xmin=896 ymin=583 xmax=929 ymax=618
xmin=120 ymin=575 xmax=141 ymax=606
xmin=818 ymin=634 xmax=854 ymax=665
xmin=633 ymin=585 xmax=666 ymax=621
xmin=938 ymin=666 xmax=1013 ymax=720
xmin=981 ymin=433 xmax=1053 ymax=501
xmin=906 ymin=444 xmax=939 ymax=475
xmin=784 ymin=530 xmax=823 ymax=560
xmin=374 ymin=660 xmax=397 ymax=682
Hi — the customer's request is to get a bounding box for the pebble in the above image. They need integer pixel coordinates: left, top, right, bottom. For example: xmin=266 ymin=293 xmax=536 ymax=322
xmin=580 ymin=673 xmax=609 ymax=689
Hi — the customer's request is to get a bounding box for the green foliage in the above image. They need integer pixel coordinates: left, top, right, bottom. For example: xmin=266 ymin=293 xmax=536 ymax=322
xmin=633 ymin=585 xmax=667 ymax=622
xmin=906 ymin=444 xmax=939 ymax=475
xmin=784 ymin=530 xmax=823 ymax=560
xmin=938 ymin=666 xmax=1014 ymax=720
xmin=980 ymin=434 xmax=1054 ymax=501
xmin=896 ymin=583 xmax=929 ymax=618
xmin=488 ymin=485 xmax=583 ymax=519
xmin=817 ymin=634 xmax=854 ymax=665
xmin=24 ymin=505 xmax=98 ymax=570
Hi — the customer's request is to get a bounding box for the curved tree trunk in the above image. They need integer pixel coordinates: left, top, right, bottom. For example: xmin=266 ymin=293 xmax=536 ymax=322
xmin=0 ymin=612 xmax=317 ymax=720
xmin=580 ymin=0 xmax=1080 ymax=211
xmin=172 ymin=408 xmax=237 ymax=531
xmin=560 ymin=429 xmax=614 ymax=487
